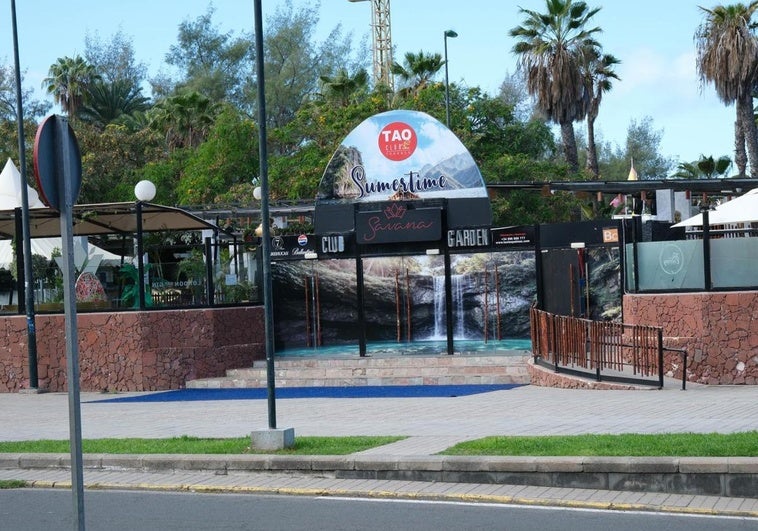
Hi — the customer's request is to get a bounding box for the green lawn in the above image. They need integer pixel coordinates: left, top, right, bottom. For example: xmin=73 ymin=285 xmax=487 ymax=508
xmin=0 ymin=432 xmax=756 ymax=457
xmin=441 ymin=432 xmax=758 ymax=457
xmin=0 ymin=435 xmax=404 ymax=455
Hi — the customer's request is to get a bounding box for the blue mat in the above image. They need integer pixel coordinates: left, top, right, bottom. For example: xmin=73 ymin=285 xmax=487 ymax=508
xmin=88 ymin=384 xmax=523 ymax=403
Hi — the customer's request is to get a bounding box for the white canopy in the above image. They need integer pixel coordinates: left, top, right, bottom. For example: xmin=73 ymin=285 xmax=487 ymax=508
xmin=0 ymin=237 xmax=121 ymax=270
xmin=673 ymin=188 xmax=758 ymax=227
xmin=0 ymin=157 xmax=44 ymax=209
xmin=0 ymin=159 xmax=121 ymax=270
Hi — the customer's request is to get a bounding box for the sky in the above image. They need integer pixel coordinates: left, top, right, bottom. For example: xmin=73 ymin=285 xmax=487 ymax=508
xmin=0 ymin=0 xmax=738 ymax=173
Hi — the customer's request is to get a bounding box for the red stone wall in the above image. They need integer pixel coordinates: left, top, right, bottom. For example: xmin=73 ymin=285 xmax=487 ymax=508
xmin=527 ymin=360 xmax=648 ymax=390
xmin=0 ymin=307 xmax=265 ymax=392
xmin=623 ymin=292 xmax=758 ymax=385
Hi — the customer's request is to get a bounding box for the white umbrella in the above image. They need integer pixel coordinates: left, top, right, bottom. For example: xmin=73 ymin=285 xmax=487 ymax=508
xmin=672 ymin=188 xmax=758 ymax=227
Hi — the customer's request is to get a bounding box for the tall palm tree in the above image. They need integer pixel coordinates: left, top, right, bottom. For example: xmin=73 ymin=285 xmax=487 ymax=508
xmin=391 ymin=51 xmax=445 ymax=97
xmin=42 ymin=55 xmax=101 ymax=118
xmin=585 ymin=49 xmax=620 ymax=179
xmin=695 ymin=2 xmax=758 ymax=178
xmin=509 ymin=0 xmax=602 ymax=173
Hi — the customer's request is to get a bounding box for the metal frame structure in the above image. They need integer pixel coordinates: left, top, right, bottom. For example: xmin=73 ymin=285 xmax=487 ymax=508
xmin=349 ymin=0 xmax=394 ymax=91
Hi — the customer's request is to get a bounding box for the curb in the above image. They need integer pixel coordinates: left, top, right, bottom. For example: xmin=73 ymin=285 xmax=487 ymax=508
xmin=12 ymin=477 xmax=758 ymax=518
xmin=3 ymin=453 xmax=758 ymax=499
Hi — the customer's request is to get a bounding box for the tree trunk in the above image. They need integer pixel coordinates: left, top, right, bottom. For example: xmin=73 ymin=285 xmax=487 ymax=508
xmin=738 ymin=92 xmax=758 ymax=178
xmin=734 ymin=106 xmax=747 ymax=178
xmin=586 ymin=117 xmax=599 ymax=179
xmin=560 ymin=121 xmax=579 ymax=173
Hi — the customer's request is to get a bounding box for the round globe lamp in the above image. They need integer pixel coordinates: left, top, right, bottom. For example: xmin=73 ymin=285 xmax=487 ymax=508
xmin=134 ymin=180 xmax=156 ymax=202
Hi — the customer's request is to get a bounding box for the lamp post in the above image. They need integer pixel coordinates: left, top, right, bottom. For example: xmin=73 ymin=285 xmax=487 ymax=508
xmin=444 ymin=29 xmax=457 ymax=128
xmin=134 ymin=180 xmax=155 ymax=309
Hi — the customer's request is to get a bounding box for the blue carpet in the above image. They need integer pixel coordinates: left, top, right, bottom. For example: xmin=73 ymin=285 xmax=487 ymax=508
xmin=88 ymin=384 xmax=523 ymax=403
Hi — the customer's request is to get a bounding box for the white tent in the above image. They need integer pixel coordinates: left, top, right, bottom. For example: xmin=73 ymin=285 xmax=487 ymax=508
xmin=0 ymin=237 xmax=122 ymax=270
xmin=673 ymin=188 xmax=758 ymax=227
xmin=0 ymin=159 xmax=121 ymax=269
xmin=0 ymin=157 xmax=44 ymax=209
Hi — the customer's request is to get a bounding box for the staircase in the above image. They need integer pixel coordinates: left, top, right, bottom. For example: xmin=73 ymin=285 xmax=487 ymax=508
xmin=186 ymin=353 xmax=531 ymax=388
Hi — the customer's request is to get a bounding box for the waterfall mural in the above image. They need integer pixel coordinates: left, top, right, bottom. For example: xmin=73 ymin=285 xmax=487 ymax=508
xmin=272 ymin=250 xmax=538 ymax=354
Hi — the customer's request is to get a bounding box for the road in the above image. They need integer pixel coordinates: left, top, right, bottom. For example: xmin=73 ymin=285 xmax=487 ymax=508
xmin=1 ymin=489 xmax=756 ymax=531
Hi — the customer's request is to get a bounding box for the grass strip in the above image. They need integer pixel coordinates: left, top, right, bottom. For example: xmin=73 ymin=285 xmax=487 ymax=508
xmin=441 ymin=431 xmax=758 ymax=457
xmin=0 ymin=480 xmax=27 ymax=489
xmin=0 ymin=435 xmax=404 ymax=456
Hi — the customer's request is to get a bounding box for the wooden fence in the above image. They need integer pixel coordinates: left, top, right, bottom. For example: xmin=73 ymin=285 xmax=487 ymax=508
xmin=530 ymin=307 xmax=665 ymax=388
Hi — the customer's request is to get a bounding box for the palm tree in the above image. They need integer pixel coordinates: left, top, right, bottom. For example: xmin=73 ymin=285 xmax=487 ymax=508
xmin=319 ymin=68 xmax=369 ymax=107
xmin=391 ymin=51 xmax=445 ymax=97
xmin=509 ymin=0 xmax=602 ymax=173
xmin=695 ymin=2 xmax=758 ymax=178
xmin=79 ymin=79 xmax=151 ymax=129
xmin=149 ymin=91 xmax=218 ymax=150
xmin=672 ymin=155 xmax=732 ymax=179
xmin=585 ymin=49 xmax=620 ymax=179
xmin=42 ymin=55 xmax=101 ymax=118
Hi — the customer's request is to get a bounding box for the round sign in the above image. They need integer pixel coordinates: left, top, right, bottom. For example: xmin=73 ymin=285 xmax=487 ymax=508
xmin=33 ymin=114 xmax=82 ymax=211
xmin=378 ymin=121 xmax=417 ymax=161
xmin=297 ymin=234 xmax=308 ymax=246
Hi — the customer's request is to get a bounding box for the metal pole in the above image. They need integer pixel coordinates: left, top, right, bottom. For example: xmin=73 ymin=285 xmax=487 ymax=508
xmin=10 ymin=0 xmax=38 ymax=390
xmin=701 ymin=209 xmax=711 ymax=291
xmin=444 ymin=32 xmax=450 ymax=127
xmin=443 ymin=30 xmax=457 ymax=128
xmin=444 ymin=249 xmax=454 ymax=355
xmin=254 ymin=0 xmax=277 ymax=429
xmin=136 ymin=201 xmax=146 ymax=309
xmin=58 ymin=116 xmax=85 ymax=530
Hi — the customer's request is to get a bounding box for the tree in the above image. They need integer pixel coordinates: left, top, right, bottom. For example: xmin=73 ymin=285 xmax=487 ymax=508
xmin=176 ymin=105 xmax=259 ymax=205
xmin=85 ymin=29 xmax=148 ymax=88
xmin=79 ymin=78 xmax=151 ymax=128
xmin=673 ymin=155 xmax=732 ymax=179
xmin=77 ymin=121 xmax=163 ymax=203
xmin=391 ymin=51 xmax=445 ymax=96
xmin=0 ymin=64 xmax=51 ymax=121
xmin=509 ymin=0 xmax=602 ymax=173
xmin=149 ymin=91 xmax=219 ymax=151
xmin=163 ymin=6 xmax=252 ymax=107
xmin=42 ymin=55 xmax=101 ymax=117
xmin=695 ymin=2 xmax=758 ymax=178
xmin=497 ymin=71 xmax=537 ymax=122
xmin=319 ymin=68 xmax=369 ymax=107
xmin=262 ymin=0 xmax=356 ymax=129
xmin=599 ymin=116 xmax=674 ymax=180
xmin=584 ymin=48 xmax=620 ymax=179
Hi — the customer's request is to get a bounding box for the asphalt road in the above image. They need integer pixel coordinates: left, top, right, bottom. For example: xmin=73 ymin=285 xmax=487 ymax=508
xmin=1 ymin=489 xmax=756 ymax=531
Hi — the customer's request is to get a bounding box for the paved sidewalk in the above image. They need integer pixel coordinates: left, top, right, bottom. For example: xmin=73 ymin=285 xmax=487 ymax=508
xmin=2 ymin=384 xmax=758 ymax=517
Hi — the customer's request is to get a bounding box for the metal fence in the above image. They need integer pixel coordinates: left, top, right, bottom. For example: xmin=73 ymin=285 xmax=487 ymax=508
xmin=530 ymin=306 xmax=664 ymax=388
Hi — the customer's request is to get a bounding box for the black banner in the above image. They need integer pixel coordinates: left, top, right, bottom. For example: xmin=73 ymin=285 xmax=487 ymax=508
xmin=356 ymin=205 xmax=441 ymax=244
xmin=491 ymin=225 xmax=536 ymax=247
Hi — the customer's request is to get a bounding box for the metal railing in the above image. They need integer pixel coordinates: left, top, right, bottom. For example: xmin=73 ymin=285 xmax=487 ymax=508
xmin=530 ymin=307 xmax=665 ymax=388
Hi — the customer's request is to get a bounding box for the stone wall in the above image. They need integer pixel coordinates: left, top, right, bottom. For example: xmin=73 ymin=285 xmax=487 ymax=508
xmin=526 ymin=359 xmax=650 ymax=390
xmin=0 ymin=306 xmax=265 ymax=392
xmin=623 ymin=292 xmax=758 ymax=385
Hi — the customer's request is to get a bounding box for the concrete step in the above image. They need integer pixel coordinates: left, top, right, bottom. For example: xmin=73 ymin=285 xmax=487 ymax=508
xmin=186 ymin=354 xmax=531 ymax=388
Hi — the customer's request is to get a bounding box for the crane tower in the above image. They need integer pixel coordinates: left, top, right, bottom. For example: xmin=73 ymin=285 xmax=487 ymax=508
xmin=348 ymin=0 xmax=394 ymax=91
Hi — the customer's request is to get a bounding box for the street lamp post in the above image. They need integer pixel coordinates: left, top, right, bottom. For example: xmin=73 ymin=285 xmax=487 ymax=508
xmin=444 ymin=29 xmax=457 ymax=128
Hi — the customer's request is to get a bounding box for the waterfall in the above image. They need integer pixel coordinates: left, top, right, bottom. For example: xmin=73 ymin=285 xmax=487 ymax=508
xmin=430 ymin=274 xmax=467 ymax=340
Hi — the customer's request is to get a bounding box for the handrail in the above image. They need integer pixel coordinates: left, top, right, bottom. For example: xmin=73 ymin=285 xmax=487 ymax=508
xmin=530 ymin=307 xmax=666 ymax=388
